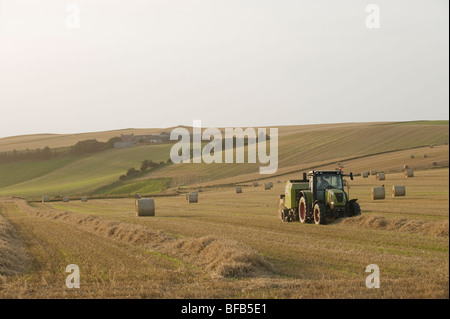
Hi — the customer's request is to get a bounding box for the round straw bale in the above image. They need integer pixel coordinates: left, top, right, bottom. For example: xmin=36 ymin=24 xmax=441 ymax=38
xmin=403 ymin=164 xmax=409 ymax=169
xmin=268 ymin=182 xmax=273 ymax=188
xmin=277 ymin=180 xmax=281 ymax=184
xmin=63 ymin=197 xmax=70 ymax=202
xmin=432 ymin=161 xmax=438 ymax=167
xmin=253 ymin=181 xmax=259 ymax=187
xmin=370 ymin=170 xmax=377 ymax=176
xmin=135 ymin=198 xmax=155 ymax=216
xmin=392 ymin=185 xmax=406 ymax=197
xmin=188 ymin=192 xmax=198 ymax=203
xmin=410 ymin=154 xmax=415 ymax=159
xmin=135 ymin=193 xmax=141 ymax=199
xmin=372 ymin=187 xmax=385 ymax=200
xmin=423 ymin=154 xmax=427 ymax=158
xmin=264 ymin=183 xmax=272 ymax=190
xmin=236 ymin=186 xmax=242 ymax=194
xmin=42 ymin=196 xmax=50 ymax=203
xmin=376 ymin=173 xmax=386 ymax=181
xmin=362 ymin=172 xmax=369 ymax=178
xmin=81 ymin=196 xmax=88 ymax=202
xmin=404 ymin=169 xmax=414 ymax=178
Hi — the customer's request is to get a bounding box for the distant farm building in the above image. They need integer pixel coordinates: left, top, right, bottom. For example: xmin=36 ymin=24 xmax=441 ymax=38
xmin=119 ymin=132 xmax=171 ymax=146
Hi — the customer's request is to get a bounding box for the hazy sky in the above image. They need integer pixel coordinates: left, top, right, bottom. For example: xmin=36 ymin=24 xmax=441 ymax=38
xmin=0 ymin=0 xmax=448 ymax=138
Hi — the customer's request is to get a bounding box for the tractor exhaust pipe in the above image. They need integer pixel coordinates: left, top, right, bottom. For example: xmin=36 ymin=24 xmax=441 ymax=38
xmin=302 ymin=172 xmax=307 ymax=181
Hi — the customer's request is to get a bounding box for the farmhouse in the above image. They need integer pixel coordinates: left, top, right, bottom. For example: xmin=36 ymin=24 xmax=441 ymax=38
xmin=120 ymin=132 xmax=170 ymax=145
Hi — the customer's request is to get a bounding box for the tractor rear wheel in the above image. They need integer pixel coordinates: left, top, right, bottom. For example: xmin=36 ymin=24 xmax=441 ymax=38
xmin=299 ymin=197 xmax=309 ymax=224
xmin=349 ymin=201 xmax=361 ymax=217
xmin=313 ymin=203 xmax=327 ymax=225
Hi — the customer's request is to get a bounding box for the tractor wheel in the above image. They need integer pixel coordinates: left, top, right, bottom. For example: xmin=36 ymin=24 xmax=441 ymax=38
xmin=349 ymin=201 xmax=361 ymax=217
xmin=279 ymin=198 xmax=287 ymax=222
xmin=313 ymin=203 xmax=327 ymax=225
xmin=299 ymin=197 xmax=309 ymax=224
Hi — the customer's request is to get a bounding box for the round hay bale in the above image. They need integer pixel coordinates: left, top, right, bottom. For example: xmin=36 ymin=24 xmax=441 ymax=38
xmin=135 ymin=198 xmax=155 ymax=216
xmin=253 ymin=181 xmax=259 ymax=187
xmin=376 ymin=173 xmax=386 ymax=181
xmin=268 ymin=182 xmax=273 ymax=188
xmin=236 ymin=186 xmax=242 ymax=194
xmin=264 ymin=183 xmax=272 ymax=190
xmin=362 ymin=172 xmax=369 ymax=178
xmin=403 ymin=164 xmax=409 ymax=169
xmin=410 ymin=154 xmax=415 ymax=159
xmin=198 ymin=188 xmax=204 ymax=192
xmin=404 ymin=169 xmax=414 ymax=178
xmin=135 ymin=193 xmax=141 ymax=199
xmin=81 ymin=196 xmax=88 ymax=202
xmin=277 ymin=180 xmax=281 ymax=184
xmin=392 ymin=185 xmax=406 ymax=197
xmin=42 ymin=196 xmax=50 ymax=203
xmin=423 ymin=154 xmax=428 ymax=158
xmin=63 ymin=197 xmax=70 ymax=203
xmin=371 ymin=187 xmax=385 ymax=200
xmin=432 ymin=161 xmax=438 ymax=167
xmin=370 ymin=170 xmax=377 ymax=176
xmin=188 ymin=192 xmax=198 ymax=203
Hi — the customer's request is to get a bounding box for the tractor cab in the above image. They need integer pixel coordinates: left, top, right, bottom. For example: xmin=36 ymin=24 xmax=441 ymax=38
xmin=309 ymin=170 xmax=344 ymax=202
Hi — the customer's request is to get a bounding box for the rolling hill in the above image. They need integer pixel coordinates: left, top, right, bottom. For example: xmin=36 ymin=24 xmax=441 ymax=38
xmin=0 ymin=121 xmax=448 ymax=198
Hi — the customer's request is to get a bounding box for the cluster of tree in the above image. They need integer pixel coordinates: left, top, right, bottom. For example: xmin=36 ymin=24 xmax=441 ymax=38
xmin=119 ymin=158 xmax=171 ymax=181
xmin=70 ymin=137 xmax=121 ymax=155
xmin=0 ymin=137 xmax=122 ymax=164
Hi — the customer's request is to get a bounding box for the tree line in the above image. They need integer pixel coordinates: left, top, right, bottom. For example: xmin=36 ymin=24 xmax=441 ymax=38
xmin=0 ymin=137 xmax=122 ymax=164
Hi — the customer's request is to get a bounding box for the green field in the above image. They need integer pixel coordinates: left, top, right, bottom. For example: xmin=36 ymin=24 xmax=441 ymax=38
xmin=0 ymin=144 xmax=172 ymax=197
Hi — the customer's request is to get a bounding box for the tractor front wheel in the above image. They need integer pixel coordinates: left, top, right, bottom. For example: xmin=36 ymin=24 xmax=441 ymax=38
xmin=313 ymin=203 xmax=327 ymax=225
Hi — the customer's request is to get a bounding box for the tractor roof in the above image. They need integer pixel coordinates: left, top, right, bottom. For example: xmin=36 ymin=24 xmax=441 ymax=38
xmin=308 ymin=170 xmax=344 ymax=176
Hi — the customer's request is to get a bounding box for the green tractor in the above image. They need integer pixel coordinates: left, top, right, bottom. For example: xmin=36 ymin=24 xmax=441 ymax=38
xmin=278 ymin=170 xmax=361 ymax=225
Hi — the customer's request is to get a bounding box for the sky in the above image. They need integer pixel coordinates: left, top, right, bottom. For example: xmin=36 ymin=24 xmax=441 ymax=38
xmin=0 ymin=0 xmax=448 ymax=138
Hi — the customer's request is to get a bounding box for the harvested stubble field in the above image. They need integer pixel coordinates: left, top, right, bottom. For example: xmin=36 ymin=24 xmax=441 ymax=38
xmin=0 ymin=168 xmax=448 ymax=298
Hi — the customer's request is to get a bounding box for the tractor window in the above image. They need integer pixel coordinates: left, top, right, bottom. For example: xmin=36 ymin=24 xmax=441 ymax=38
xmin=316 ymin=175 xmax=343 ymax=190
